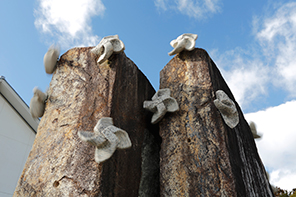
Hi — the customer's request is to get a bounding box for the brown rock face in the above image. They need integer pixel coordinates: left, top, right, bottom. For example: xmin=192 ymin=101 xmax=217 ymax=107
xmin=159 ymin=48 xmax=274 ymax=197
xmin=14 ymin=48 xmax=160 ymax=196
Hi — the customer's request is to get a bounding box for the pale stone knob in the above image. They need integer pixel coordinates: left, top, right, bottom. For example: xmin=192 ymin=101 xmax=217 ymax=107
xmin=44 ymin=44 xmax=60 ymax=74
xmin=78 ymin=117 xmax=132 ymax=164
xmin=214 ymin=90 xmax=239 ymax=128
xmin=168 ymin=33 xmax=198 ymax=56
xmin=91 ymin=35 xmax=125 ymax=64
xmin=249 ymin=121 xmax=262 ymax=139
xmin=30 ymin=87 xmax=47 ymax=119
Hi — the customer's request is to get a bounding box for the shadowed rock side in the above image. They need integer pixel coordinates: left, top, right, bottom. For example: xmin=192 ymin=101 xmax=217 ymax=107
xmin=13 ymin=48 xmax=160 ymax=197
xmin=159 ymin=48 xmax=274 ymax=197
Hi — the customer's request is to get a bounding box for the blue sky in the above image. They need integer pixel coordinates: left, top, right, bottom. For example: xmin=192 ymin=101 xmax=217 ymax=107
xmin=1 ymin=0 xmax=296 ymax=191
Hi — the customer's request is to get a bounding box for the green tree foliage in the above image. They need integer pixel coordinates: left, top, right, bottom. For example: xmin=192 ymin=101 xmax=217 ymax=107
xmin=289 ymin=189 xmax=296 ymax=197
xmin=274 ymin=187 xmax=296 ymax=197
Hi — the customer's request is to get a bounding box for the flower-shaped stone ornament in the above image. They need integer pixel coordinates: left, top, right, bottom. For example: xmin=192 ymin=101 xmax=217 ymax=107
xmin=249 ymin=121 xmax=262 ymax=139
xmin=44 ymin=44 xmax=60 ymax=74
xmin=168 ymin=33 xmax=198 ymax=56
xmin=91 ymin=35 xmax=125 ymax=64
xmin=30 ymin=87 xmax=47 ymax=119
xmin=78 ymin=117 xmax=132 ymax=164
xmin=214 ymin=90 xmax=239 ymax=129
xmin=143 ymin=88 xmax=179 ymax=124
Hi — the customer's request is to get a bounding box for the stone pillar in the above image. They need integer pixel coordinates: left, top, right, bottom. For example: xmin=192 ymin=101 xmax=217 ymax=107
xmin=14 ymin=48 xmax=160 ymax=196
xmin=159 ymin=48 xmax=274 ymax=196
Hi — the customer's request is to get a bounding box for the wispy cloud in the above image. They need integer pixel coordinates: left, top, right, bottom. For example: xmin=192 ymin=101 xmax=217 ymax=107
xmin=154 ymin=0 xmax=168 ymax=11
xmin=210 ymin=2 xmax=296 ymax=109
xmin=245 ymin=100 xmax=296 ymax=190
xmin=34 ymin=0 xmax=105 ymax=49
xmin=255 ymin=2 xmax=296 ymax=97
xmin=155 ymin=0 xmax=222 ymax=19
xmin=211 ymin=48 xmax=269 ymax=109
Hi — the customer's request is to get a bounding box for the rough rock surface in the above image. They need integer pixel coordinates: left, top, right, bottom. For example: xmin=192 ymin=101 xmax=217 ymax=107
xmin=159 ymin=48 xmax=274 ymax=197
xmin=14 ymin=48 xmax=160 ymax=197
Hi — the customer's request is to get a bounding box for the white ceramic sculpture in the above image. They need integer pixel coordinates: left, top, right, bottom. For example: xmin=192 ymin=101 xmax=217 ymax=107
xmin=30 ymin=87 xmax=47 ymax=119
xmin=44 ymin=44 xmax=60 ymax=74
xmin=168 ymin=33 xmax=198 ymax=56
xmin=91 ymin=35 xmax=125 ymax=64
xmin=143 ymin=88 xmax=179 ymax=124
xmin=214 ymin=90 xmax=239 ymax=129
xmin=249 ymin=121 xmax=262 ymax=139
xmin=78 ymin=117 xmax=132 ymax=164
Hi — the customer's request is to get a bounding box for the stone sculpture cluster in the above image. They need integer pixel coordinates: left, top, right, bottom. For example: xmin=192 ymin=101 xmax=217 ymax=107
xmin=19 ymin=32 xmax=276 ymax=196
xmin=214 ymin=90 xmax=239 ymax=129
xmin=78 ymin=117 xmax=132 ymax=164
xmin=29 ymin=33 xmax=243 ymax=164
xmin=143 ymin=88 xmax=179 ymax=124
xmin=91 ymin=35 xmax=125 ymax=64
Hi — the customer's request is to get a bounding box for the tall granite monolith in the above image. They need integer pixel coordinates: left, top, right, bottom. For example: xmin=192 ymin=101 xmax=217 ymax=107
xmin=159 ymin=48 xmax=274 ymax=196
xmin=14 ymin=48 xmax=160 ymax=196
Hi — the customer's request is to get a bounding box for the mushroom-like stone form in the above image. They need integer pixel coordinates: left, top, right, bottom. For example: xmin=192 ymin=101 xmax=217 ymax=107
xmin=214 ymin=90 xmax=239 ymax=128
xmin=44 ymin=44 xmax=60 ymax=74
xmin=249 ymin=121 xmax=262 ymax=139
xmin=143 ymin=88 xmax=179 ymax=124
xmin=168 ymin=33 xmax=198 ymax=56
xmin=29 ymin=87 xmax=47 ymax=119
xmin=91 ymin=35 xmax=125 ymax=64
xmin=78 ymin=117 xmax=132 ymax=164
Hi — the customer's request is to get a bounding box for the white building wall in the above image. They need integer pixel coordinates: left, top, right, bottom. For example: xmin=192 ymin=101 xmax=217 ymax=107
xmin=0 ymin=95 xmax=35 ymax=197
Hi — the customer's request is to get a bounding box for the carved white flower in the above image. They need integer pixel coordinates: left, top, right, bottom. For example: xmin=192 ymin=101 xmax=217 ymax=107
xmin=91 ymin=35 xmax=125 ymax=64
xmin=78 ymin=117 xmax=132 ymax=164
xmin=214 ymin=90 xmax=239 ymax=129
xmin=168 ymin=33 xmax=198 ymax=56
xmin=44 ymin=44 xmax=60 ymax=74
xmin=143 ymin=88 xmax=179 ymax=124
xmin=30 ymin=87 xmax=47 ymax=119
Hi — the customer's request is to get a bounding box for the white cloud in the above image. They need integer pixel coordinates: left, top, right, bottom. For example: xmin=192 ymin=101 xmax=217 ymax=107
xmin=34 ymin=0 xmax=105 ymax=48
xmin=154 ymin=0 xmax=168 ymax=11
xmin=211 ymin=48 xmax=269 ymax=109
xmin=245 ymin=100 xmax=296 ymax=190
xmin=256 ymin=2 xmax=296 ymax=97
xmin=155 ymin=0 xmax=221 ymax=19
xmin=209 ymin=2 xmax=296 ymax=109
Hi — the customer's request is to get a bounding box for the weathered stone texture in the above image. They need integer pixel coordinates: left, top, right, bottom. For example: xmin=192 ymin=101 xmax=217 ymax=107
xmin=14 ymin=48 xmax=160 ymax=196
xmin=159 ymin=48 xmax=274 ymax=197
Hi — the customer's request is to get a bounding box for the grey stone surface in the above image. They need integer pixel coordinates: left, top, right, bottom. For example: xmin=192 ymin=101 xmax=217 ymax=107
xmin=91 ymin=35 xmax=125 ymax=64
xmin=168 ymin=33 xmax=198 ymax=56
xmin=44 ymin=44 xmax=60 ymax=74
xmin=214 ymin=90 xmax=239 ymax=129
xmin=29 ymin=87 xmax=47 ymax=119
xmin=139 ymin=129 xmax=160 ymax=197
xmin=78 ymin=117 xmax=132 ymax=164
xmin=143 ymin=88 xmax=179 ymax=124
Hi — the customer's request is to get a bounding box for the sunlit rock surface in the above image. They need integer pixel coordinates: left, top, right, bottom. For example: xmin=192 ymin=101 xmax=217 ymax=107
xmin=159 ymin=48 xmax=274 ymax=197
xmin=14 ymin=47 xmax=160 ymax=197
